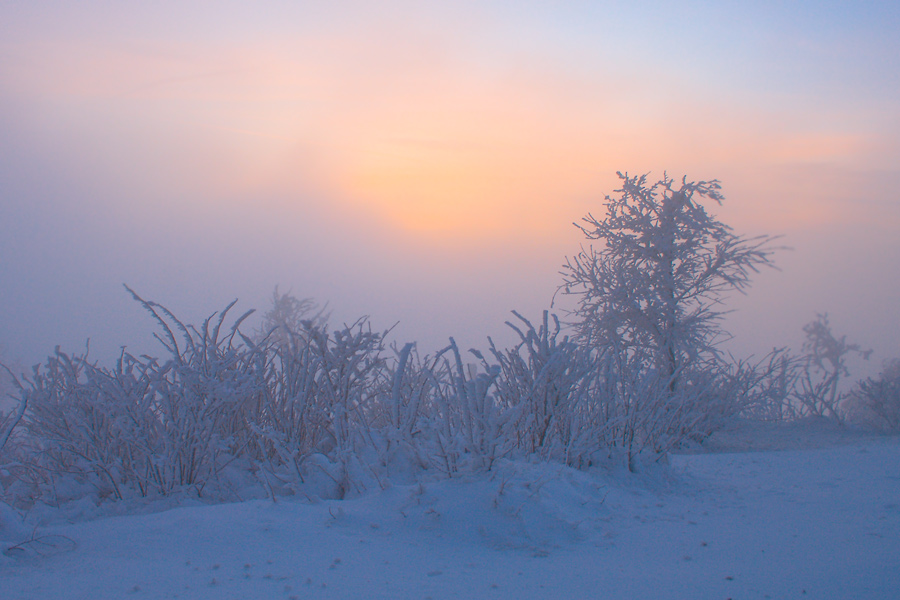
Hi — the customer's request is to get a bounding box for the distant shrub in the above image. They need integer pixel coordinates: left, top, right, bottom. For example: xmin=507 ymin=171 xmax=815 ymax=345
xmin=847 ymin=359 xmax=900 ymax=432
xmin=792 ymin=314 xmax=871 ymax=423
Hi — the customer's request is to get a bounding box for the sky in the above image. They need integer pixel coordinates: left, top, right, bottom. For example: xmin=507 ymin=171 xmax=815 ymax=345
xmin=1 ymin=1 xmax=898 ymax=380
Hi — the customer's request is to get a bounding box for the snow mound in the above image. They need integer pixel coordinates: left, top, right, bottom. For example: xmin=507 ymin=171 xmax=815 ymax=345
xmin=324 ymin=460 xmax=612 ymax=554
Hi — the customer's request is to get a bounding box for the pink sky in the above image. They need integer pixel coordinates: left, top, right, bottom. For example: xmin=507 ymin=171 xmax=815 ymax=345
xmin=1 ymin=1 xmax=898 ymax=378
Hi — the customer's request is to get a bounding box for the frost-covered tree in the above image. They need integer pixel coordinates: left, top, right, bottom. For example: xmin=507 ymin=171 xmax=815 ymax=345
xmin=562 ymin=172 xmax=778 ymax=387
xmin=256 ymin=287 xmax=327 ymax=348
xmin=797 ymin=313 xmax=871 ymax=422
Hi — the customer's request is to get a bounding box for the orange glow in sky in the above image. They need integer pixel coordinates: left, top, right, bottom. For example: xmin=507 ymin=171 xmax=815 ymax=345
xmin=6 ymin=18 xmax=895 ymax=242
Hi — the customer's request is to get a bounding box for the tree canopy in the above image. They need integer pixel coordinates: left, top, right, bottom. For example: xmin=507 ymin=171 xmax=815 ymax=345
xmin=562 ymin=172 xmax=778 ymax=385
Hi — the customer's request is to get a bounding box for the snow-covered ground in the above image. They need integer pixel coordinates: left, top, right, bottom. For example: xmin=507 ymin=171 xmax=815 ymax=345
xmin=2 ymin=422 xmax=898 ymax=600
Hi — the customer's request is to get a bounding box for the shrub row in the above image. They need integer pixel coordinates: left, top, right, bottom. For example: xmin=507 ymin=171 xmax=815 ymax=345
xmin=0 ymin=293 xmax=768 ymax=508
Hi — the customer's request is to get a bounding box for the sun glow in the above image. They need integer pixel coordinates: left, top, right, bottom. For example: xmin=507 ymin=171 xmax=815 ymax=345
xmin=2 ymin=15 xmax=896 ymax=244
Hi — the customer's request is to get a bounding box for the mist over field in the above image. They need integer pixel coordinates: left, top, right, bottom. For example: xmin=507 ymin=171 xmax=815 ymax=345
xmin=1 ymin=1 xmax=898 ymax=377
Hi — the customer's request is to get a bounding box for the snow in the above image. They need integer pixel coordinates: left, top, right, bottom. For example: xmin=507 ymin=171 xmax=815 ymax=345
xmin=2 ymin=423 xmax=899 ymax=600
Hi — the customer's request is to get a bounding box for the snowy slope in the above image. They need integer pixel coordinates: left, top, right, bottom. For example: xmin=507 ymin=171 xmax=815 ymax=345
xmin=2 ymin=426 xmax=898 ymax=600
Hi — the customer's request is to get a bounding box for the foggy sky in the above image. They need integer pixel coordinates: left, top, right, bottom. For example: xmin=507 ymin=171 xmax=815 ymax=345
xmin=1 ymin=1 xmax=898 ymax=382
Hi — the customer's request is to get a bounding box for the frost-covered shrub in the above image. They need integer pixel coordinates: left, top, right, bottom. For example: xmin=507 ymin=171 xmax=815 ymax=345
xmin=16 ymin=349 xmax=133 ymax=502
xmin=246 ymin=323 xmax=333 ymax=490
xmin=0 ymin=391 xmax=26 ymax=458
xmin=367 ymin=342 xmax=445 ymax=479
xmin=794 ymin=314 xmax=870 ymax=423
xmin=253 ymin=286 xmax=328 ymax=348
xmin=736 ymin=349 xmax=804 ymax=421
xmin=4 ymin=285 xmax=803 ymax=509
xmin=296 ymin=318 xmax=388 ymax=497
xmin=120 ymin=290 xmax=267 ymax=497
xmin=369 ymin=321 xmax=583 ymax=477
xmin=0 ymin=389 xmax=29 ymax=502
xmin=723 ymin=317 xmax=875 ymax=425
xmin=246 ymin=286 xmax=334 ymax=485
xmin=573 ymin=351 xmax=735 ymax=470
xmin=846 ymin=359 xmax=900 ymax=432
xmin=394 ymin=338 xmax=512 ymax=477
xmin=486 ymin=311 xmax=592 ymax=461
xmin=6 ymin=291 xmax=270 ymax=505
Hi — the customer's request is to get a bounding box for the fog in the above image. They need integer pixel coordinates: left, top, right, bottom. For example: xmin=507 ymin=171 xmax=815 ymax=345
xmin=1 ymin=1 xmax=898 ymax=384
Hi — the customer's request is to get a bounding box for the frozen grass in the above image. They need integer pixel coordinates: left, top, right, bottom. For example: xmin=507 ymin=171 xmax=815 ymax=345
xmin=2 ymin=421 xmax=898 ymax=599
